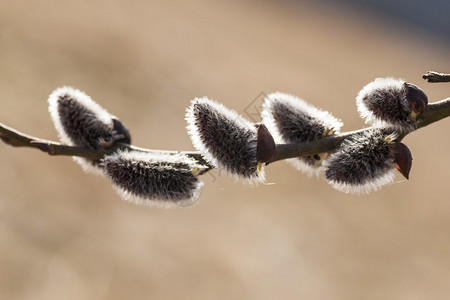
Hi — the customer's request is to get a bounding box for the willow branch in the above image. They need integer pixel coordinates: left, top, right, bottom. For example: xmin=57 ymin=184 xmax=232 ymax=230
xmin=1 ymin=98 xmax=449 ymax=172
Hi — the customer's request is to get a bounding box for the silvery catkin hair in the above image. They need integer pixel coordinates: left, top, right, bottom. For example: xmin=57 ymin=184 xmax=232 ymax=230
xmin=323 ymin=129 xmax=412 ymax=194
xmin=261 ymin=92 xmax=343 ymax=175
xmin=186 ymin=97 xmax=264 ymax=183
xmin=356 ymin=77 xmax=428 ymax=132
xmin=102 ymin=150 xmax=205 ymax=208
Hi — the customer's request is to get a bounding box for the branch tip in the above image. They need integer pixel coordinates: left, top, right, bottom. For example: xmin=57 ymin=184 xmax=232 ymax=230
xmin=422 ymin=71 xmax=450 ymax=83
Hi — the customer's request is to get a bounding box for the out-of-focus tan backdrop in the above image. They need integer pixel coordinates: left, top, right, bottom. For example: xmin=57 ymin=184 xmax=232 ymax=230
xmin=1 ymin=0 xmax=449 ymax=299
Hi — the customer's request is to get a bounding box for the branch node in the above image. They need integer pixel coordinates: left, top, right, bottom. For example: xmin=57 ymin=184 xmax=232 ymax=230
xmin=0 ymin=134 xmax=10 ymax=145
xmin=30 ymin=141 xmax=52 ymax=154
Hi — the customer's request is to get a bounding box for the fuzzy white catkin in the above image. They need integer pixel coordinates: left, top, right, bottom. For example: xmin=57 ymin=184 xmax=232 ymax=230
xmin=103 ymin=150 xmax=205 ymax=208
xmin=262 ymin=92 xmax=343 ymax=176
xmin=356 ymin=77 xmax=424 ymax=132
xmin=323 ymin=129 xmax=397 ymax=194
xmin=48 ymin=86 xmax=127 ymax=175
xmin=186 ymin=97 xmax=264 ymax=183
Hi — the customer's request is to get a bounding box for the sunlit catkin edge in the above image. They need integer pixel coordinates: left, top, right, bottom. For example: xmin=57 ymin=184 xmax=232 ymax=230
xmin=72 ymin=157 xmax=106 ymax=176
xmin=112 ymin=182 xmax=203 ymax=209
xmin=185 ymin=97 xmax=265 ymax=185
xmin=48 ymin=86 xmax=113 ymax=145
xmin=326 ymin=167 xmax=396 ymax=195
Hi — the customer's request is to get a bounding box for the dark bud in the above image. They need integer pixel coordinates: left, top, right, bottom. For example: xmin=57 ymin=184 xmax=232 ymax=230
xmin=403 ymin=82 xmax=428 ymax=115
xmin=392 ymin=142 xmax=412 ymax=180
xmin=112 ymin=118 xmax=131 ymax=145
xmin=256 ymin=123 xmax=276 ymax=163
xmin=99 ymin=118 xmax=132 ymax=149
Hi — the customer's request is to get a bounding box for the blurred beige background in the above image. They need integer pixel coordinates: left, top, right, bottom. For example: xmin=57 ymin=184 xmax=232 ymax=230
xmin=1 ymin=0 xmax=449 ymax=299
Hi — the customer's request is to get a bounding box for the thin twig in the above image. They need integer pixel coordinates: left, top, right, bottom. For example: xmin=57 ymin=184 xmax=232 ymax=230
xmin=422 ymin=71 xmax=450 ymax=83
xmin=1 ymin=98 xmax=449 ymax=171
xmin=0 ymin=122 xmax=212 ymax=169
